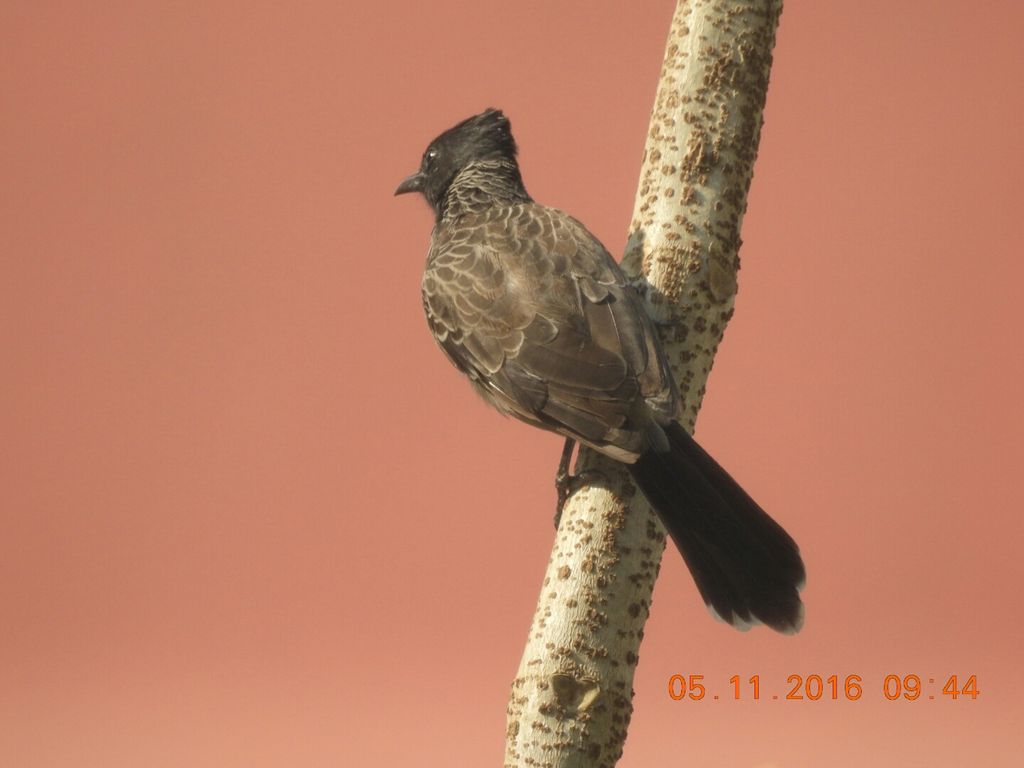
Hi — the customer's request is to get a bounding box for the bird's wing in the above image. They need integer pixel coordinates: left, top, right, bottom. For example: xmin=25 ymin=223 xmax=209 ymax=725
xmin=422 ymin=204 xmax=677 ymax=454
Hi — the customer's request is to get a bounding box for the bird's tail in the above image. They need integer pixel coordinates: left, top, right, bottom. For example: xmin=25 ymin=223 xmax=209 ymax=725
xmin=629 ymin=422 xmax=806 ymax=633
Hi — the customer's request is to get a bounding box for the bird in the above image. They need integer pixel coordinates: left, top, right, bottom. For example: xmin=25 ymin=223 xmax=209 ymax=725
xmin=395 ymin=108 xmax=805 ymax=633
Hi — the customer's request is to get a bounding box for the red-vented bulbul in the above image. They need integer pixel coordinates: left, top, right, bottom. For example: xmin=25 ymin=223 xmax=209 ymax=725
xmin=396 ymin=109 xmax=805 ymax=633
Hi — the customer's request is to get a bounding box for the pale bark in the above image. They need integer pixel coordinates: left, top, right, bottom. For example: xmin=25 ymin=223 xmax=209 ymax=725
xmin=503 ymin=2 xmax=784 ymax=766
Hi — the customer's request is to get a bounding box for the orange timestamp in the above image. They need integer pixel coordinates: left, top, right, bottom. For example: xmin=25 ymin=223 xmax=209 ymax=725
xmin=668 ymin=673 xmax=980 ymax=702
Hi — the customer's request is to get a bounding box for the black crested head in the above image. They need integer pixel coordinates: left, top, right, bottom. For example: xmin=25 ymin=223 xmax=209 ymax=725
xmin=435 ymin=108 xmax=518 ymax=164
xmin=395 ymin=108 xmax=527 ymax=218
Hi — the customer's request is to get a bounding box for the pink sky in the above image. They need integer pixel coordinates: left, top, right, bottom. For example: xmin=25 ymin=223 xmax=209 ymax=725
xmin=2 ymin=1 xmax=1021 ymax=765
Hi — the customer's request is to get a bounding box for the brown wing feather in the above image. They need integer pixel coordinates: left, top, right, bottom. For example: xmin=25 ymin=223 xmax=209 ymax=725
xmin=422 ymin=203 xmax=678 ymax=457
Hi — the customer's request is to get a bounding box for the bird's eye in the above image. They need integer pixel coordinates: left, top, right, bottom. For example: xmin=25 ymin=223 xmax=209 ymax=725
xmin=423 ymin=149 xmax=439 ymax=169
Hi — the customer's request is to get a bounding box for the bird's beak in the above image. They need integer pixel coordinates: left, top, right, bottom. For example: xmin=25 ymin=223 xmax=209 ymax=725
xmin=394 ymin=171 xmax=426 ymax=196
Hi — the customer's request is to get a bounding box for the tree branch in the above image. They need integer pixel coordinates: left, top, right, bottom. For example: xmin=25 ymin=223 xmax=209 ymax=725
xmin=504 ymin=2 xmax=784 ymax=766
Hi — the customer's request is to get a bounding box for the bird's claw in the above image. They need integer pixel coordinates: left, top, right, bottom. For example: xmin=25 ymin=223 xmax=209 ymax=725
xmin=554 ymin=468 xmax=608 ymax=529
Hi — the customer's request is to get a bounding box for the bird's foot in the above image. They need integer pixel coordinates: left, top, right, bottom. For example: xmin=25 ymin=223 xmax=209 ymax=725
xmin=554 ymin=468 xmax=609 ymax=529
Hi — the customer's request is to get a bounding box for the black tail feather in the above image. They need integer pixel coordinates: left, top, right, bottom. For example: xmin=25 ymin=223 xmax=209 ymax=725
xmin=629 ymin=422 xmax=805 ymax=633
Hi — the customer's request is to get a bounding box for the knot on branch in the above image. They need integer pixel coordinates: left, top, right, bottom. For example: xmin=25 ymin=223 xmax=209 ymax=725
xmin=550 ymin=673 xmax=602 ymax=715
